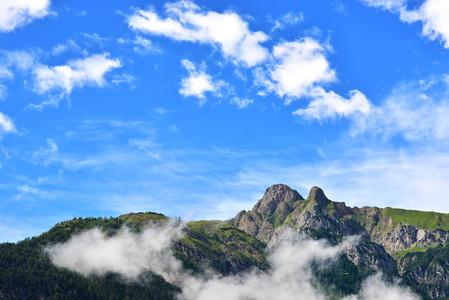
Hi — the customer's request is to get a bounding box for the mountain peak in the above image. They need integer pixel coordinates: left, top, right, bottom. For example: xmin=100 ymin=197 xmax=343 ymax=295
xmin=253 ymin=184 xmax=303 ymax=216
xmin=307 ymin=186 xmax=330 ymax=205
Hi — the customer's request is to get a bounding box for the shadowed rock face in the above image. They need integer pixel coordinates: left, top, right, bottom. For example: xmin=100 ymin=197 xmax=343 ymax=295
xmin=307 ymin=186 xmax=330 ymax=205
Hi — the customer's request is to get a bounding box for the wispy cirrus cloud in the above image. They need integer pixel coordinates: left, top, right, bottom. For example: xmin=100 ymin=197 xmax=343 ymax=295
xmin=230 ymin=146 xmax=449 ymax=214
xmin=230 ymin=97 xmax=253 ymax=109
xmin=118 ymin=36 xmax=161 ymax=55
xmin=0 ymin=112 xmax=16 ymax=133
xmin=270 ymin=11 xmax=304 ymax=32
xmin=0 ymin=0 xmax=52 ymax=32
xmin=351 ymin=75 xmax=449 ymax=141
xmin=127 ymin=0 xmax=269 ymax=67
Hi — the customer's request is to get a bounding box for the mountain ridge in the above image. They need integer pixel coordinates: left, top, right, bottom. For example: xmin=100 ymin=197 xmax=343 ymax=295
xmin=230 ymin=184 xmax=449 ymax=299
xmin=2 ymin=183 xmax=449 ymax=299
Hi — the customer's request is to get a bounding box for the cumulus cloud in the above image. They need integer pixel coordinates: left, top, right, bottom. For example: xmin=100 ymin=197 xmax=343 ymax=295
xmin=0 ymin=0 xmax=52 ymax=32
xmin=46 ymin=224 xmax=419 ymax=300
xmin=400 ymin=0 xmax=449 ymax=48
xmin=254 ymin=38 xmax=371 ymax=120
xmin=127 ymin=1 xmax=370 ymax=120
xmin=179 ymin=59 xmax=216 ymax=103
xmin=362 ymin=0 xmax=449 ymax=48
xmin=28 ymin=53 xmax=121 ymax=108
xmin=255 ymin=38 xmax=336 ymax=100
xmin=294 ymin=88 xmax=371 ymax=121
xmin=127 ymin=0 xmax=269 ymax=66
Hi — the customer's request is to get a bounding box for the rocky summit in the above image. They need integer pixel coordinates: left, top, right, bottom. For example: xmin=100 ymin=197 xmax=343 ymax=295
xmin=231 ymin=184 xmax=449 ymax=299
xmin=3 ymin=183 xmax=449 ymax=299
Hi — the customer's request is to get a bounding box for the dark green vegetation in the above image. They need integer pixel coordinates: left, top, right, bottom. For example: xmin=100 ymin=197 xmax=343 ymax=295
xmin=0 ymin=212 xmax=270 ymax=299
xmin=173 ymin=220 xmax=268 ymax=275
xmin=0 ymin=215 xmax=179 ymax=300
xmin=4 ymin=184 xmax=449 ymax=299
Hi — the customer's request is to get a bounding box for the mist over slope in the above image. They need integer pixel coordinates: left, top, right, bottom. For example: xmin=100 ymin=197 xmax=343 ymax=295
xmin=3 ymin=184 xmax=449 ymax=299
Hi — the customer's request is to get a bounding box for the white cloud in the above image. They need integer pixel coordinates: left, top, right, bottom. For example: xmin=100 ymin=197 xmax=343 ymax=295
xmin=293 ymin=88 xmax=371 ymax=121
xmin=128 ymin=0 xmax=269 ymax=66
xmin=256 ymin=38 xmax=336 ymax=99
xmin=271 ymin=11 xmax=304 ymax=32
xmin=0 ymin=112 xmax=16 ymax=133
xmin=118 ymin=36 xmax=160 ymax=55
xmin=351 ymin=76 xmax=449 ymax=141
xmin=0 ymin=50 xmax=36 ymax=73
xmin=180 ymin=234 xmax=358 ymax=300
xmin=179 ymin=59 xmax=216 ymax=103
xmin=360 ymin=0 xmax=406 ymax=10
xmin=31 ymin=53 xmax=122 ymax=106
xmin=50 ymin=40 xmax=81 ymax=56
xmin=332 ymin=1 xmax=348 ymax=15
xmin=45 ymin=221 xmax=185 ymax=282
xmin=133 ymin=36 xmax=159 ymax=54
xmin=342 ymin=273 xmax=419 ymax=300
xmin=253 ymin=38 xmax=370 ymax=120
xmin=362 ymin=0 xmax=449 ymax=48
xmin=230 ymin=97 xmax=253 ymax=109
xmin=232 ymin=145 xmax=449 ymax=214
xmin=112 ymin=74 xmax=136 ymax=88
xmin=47 ymin=226 xmax=418 ymax=300
xmin=0 ymin=85 xmax=6 ymax=100
xmin=0 ymin=50 xmax=36 ymax=99
xmin=0 ymin=0 xmax=52 ymax=32
xmin=400 ymin=0 xmax=449 ymax=48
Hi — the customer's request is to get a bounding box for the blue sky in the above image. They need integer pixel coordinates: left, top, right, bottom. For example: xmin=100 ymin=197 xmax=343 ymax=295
xmin=2 ymin=0 xmax=449 ymax=242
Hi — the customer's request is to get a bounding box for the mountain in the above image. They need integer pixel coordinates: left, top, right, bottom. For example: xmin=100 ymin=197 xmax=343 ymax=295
xmin=2 ymin=184 xmax=449 ymax=299
xmin=231 ymin=184 xmax=449 ymax=299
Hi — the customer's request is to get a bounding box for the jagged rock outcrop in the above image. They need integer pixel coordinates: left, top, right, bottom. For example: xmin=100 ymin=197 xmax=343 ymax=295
xmin=230 ymin=184 xmax=304 ymax=241
xmin=231 ymin=184 xmax=449 ymax=299
xmin=345 ymin=240 xmax=397 ymax=273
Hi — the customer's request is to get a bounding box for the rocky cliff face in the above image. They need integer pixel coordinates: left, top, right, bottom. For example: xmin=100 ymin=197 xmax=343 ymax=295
xmin=231 ymin=184 xmax=449 ymax=299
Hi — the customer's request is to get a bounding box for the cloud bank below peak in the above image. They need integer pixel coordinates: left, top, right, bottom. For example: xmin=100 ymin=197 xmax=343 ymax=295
xmin=46 ymin=225 xmax=419 ymax=300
